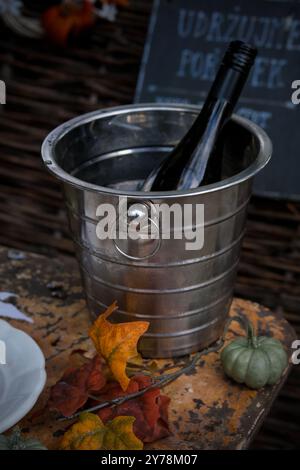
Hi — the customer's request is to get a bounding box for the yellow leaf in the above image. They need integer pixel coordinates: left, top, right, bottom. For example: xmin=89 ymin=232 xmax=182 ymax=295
xmin=60 ymin=412 xmax=143 ymax=450
xmin=89 ymin=302 xmax=149 ymax=391
xmin=60 ymin=413 xmax=102 ymax=450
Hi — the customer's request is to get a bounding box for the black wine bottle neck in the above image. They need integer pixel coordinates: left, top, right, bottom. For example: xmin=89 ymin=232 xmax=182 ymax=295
xmin=142 ymin=41 xmax=257 ymax=192
xmin=205 ymin=65 xmax=249 ymax=110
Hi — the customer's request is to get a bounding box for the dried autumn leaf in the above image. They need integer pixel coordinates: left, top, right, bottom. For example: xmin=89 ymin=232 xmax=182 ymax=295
xmin=48 ymin=354 xmax=106 ymax=417
xmin=89 ymin=302 xmax=149 ymax=391
xmin=60 ymin=412 xmax=143 ymax=450
xmin=97 ymin=375 xmax=171 ymax=443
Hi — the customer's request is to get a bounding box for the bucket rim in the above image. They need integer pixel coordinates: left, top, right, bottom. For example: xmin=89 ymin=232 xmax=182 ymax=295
xmin=41 ymin=103 xmax=272 ymax=198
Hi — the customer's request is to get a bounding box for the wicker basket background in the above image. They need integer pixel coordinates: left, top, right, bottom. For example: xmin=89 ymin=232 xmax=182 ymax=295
xmin=0 ymin=0 xmax=299 ymax=448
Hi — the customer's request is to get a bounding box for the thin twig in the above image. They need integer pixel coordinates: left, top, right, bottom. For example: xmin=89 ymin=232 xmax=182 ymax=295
xmin=59 ymin=355 xmax=201 ymax=422
xmin=58 ymin=315 xmax=239 ymax=422
xmin=58 ymin=380 xmax=167 ymax=422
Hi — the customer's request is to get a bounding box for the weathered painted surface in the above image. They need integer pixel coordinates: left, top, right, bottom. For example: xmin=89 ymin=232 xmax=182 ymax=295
xmin=0 ymin=247 xmax=295 ymax=449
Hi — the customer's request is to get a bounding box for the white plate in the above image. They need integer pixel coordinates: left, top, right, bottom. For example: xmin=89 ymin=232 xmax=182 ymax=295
xmin=0 ymin=320 xmax=46 ymax=433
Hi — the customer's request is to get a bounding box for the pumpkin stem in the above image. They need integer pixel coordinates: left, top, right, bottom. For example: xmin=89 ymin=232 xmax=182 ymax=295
xmin=247 ymin=321 xmax=258 ymax=348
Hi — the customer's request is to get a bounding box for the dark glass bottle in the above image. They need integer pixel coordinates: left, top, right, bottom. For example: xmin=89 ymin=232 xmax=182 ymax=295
xmin=142 ymin=41 xmax=257 ymax=191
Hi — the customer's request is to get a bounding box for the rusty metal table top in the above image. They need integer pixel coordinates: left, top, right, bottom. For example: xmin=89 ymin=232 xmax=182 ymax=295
xmin=0 ymin=246 xmax=295 ymax=450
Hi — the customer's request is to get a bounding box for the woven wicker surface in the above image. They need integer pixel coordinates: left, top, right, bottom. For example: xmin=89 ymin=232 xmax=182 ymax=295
xmin=0 ymin=0 xmax=299 ymax=449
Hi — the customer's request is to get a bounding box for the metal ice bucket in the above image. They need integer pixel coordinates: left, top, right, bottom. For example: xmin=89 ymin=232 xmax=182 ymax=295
xmin=42 ymin=104 xmax=271 ymax=357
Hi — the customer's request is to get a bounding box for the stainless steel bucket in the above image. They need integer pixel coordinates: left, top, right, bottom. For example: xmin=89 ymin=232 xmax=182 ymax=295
xmin=41 ymin=104 xmax=272 ymax=358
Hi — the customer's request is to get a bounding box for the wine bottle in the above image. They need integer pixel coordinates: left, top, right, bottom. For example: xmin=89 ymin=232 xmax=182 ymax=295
xmin=142 ymin=41 xmax=257 ymax=191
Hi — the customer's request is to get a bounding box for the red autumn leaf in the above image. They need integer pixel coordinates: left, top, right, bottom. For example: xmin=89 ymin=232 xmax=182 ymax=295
xmin=96 ymin=375 xmax=171 ymax=443
xmin=42 ymin=0 xmax=95 ymax=46
xmin=48 ymin=354 xmax=106 ymax=417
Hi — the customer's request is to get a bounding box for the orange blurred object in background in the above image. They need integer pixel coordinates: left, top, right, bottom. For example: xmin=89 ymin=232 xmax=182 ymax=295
xmin=42 ymin=0 xmax=95 ymax=46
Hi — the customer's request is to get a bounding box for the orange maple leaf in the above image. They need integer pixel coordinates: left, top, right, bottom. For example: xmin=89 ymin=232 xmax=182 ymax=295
xmin=89 ymin=302 xmax=149 ymax=391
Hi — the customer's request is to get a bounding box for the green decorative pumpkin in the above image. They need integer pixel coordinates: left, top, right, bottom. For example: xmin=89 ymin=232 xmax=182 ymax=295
xmin=0 ymin=427 xmax=47 ymax=450
xmin=221 ymin=321 xmax=288 ymax=389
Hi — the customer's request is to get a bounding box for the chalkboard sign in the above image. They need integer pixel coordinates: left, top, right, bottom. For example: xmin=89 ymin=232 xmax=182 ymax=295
xmin=135 ymin=0 xmax=300 ymax=200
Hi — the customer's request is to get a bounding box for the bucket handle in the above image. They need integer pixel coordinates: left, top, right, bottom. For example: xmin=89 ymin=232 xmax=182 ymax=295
xmin=112 ymin=200 xmax=161 ymax=261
